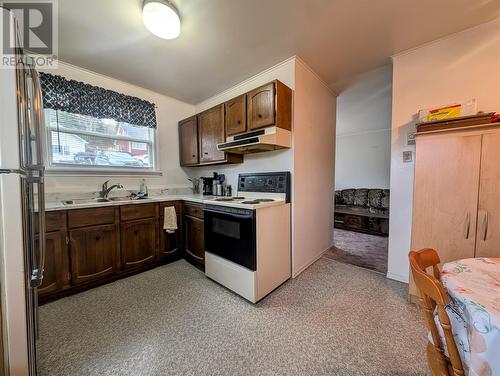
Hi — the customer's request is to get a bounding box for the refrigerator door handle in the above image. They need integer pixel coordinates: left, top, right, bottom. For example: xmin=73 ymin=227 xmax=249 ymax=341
xmin=0 ymin=168 xmax=26 ymax=175
xmin=27 ymin=65 xmax=47 ymax=288
xmin=30 ymin=177 xmax=45 ymax=288
xmin=28 ymin=66 xmax=46 ymax=172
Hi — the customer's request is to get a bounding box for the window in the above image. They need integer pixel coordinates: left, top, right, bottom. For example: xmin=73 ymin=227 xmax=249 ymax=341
xmin=39 ymin=72 xmax=158 ymax=173
xmin=46 ymin=109 xmax=156 ymax=170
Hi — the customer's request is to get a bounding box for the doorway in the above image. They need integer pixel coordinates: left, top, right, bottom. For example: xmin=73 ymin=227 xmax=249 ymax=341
xmin=325 ymin=65 xmax=392 ymax=274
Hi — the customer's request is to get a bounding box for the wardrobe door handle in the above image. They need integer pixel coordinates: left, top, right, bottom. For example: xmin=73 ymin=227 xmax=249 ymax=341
xmin=463 ymin=212 xmax=470 ymax=239
xmin=482 ymin=211 xmax=489 ymax=241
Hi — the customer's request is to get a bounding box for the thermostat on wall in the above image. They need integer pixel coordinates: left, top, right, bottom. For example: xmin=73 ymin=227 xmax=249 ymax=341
xmin=407 ymin=133 xmax=416 ymax=146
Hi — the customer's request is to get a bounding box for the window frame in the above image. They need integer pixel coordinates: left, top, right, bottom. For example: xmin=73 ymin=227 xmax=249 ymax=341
xmin=44 ymin=110 xmax=161 ymax=176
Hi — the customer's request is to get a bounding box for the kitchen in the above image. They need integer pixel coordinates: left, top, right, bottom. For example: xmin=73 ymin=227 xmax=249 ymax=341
xmin=0 ymin=1 xmax=337 ymax=374
xmin=1 ymin=1 xmax=498 ymax=375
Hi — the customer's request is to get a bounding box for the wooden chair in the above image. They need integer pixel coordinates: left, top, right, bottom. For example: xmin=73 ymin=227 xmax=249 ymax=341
xmin=408 ymin=249 xmax=465 ymax=376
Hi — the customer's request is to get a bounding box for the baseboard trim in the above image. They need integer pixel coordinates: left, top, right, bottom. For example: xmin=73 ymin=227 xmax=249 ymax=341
xmin=386 ymin=271 xmax=409 ymax=283
xmin=292 ymin=244 xmax=332 ymax=278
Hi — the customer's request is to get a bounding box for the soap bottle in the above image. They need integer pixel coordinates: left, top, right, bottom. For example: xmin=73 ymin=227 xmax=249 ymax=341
xmin=140 ymin=179 xmax=149 ymax=197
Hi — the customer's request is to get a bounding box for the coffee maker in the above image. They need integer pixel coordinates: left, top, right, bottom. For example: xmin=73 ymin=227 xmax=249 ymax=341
xmin=202 ymin=177 xmax=215 ymax=196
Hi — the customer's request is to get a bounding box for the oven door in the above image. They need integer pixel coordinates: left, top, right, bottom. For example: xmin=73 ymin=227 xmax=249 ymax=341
xmin=204 ymin=205 xmax=256 ymax=271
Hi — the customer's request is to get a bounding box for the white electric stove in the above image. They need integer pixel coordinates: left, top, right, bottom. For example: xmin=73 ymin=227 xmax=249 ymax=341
xmin=203 ymin=172 xmax=291 ymax=303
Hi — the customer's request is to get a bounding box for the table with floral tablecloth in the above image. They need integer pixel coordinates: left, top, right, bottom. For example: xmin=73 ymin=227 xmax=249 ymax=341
xmin=440 ymin=258 xmax=500 ymax=376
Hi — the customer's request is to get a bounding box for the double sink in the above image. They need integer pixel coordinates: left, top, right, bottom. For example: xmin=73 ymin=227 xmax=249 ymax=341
xmin=62 ymin=181 xmax=151 ymax=206
xmin=62 ymin=197 xmax=152 ymax=206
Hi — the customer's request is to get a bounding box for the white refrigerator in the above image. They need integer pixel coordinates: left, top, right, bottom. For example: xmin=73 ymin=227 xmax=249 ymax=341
xmin=0 ymin=7 xmax=47 ymax=375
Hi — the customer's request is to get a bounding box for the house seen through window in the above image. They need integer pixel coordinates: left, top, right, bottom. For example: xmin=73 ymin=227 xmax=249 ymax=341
xmin=46 ymin=109 xmax=155 ymax=170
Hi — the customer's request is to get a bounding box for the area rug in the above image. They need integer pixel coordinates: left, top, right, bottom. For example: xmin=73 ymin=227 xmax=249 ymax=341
xmin=324 ymin=228 xmax=388 ymax=274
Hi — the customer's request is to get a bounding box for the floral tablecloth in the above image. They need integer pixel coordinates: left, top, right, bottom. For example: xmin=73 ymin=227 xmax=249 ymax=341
xmin=440 ymin=258 xmax=500 ymax=376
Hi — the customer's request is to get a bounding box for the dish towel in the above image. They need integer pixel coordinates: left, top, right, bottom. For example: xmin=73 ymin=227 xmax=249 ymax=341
xmin=163 ymin=206 xmax=178 ymax=234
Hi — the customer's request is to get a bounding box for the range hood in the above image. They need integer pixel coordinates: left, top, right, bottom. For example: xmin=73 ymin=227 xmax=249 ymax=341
xmin=217 ymin=127 xmax=292 ymax=154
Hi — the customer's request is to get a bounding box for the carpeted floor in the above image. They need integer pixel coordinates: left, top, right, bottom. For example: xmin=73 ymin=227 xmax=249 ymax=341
xmin=324 ymin=228 xmax=389 ymax=274
xmin=38 ymin=258 xmax=428 ymax=376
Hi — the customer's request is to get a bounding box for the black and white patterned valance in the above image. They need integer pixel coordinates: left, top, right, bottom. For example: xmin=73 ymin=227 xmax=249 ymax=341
xmin=39 ymin=72 xmax=157 ymax=128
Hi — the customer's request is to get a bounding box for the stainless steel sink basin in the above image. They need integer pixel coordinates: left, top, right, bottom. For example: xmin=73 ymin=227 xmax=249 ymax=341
xmin=62 ymin=198 xmax=109 ymax=206
xmin=108 ymin=196 xmax=152 ymax=202
xmin=62 ymin=197 xmax=152 ymax=205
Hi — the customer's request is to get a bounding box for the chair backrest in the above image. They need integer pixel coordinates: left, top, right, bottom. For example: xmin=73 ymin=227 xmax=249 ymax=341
xmin=408 ymin=249 xmax=464 ymax=376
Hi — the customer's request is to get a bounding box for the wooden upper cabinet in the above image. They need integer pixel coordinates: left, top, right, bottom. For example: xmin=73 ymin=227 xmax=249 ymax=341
xmin=69 ymin=224 xmax=118 ymax=285
xmin=225 ymin=94 xmax=247 ymax=136
xmin=246 ymin=80 xmax=292 ymax=132
xmin=198 ymin=104 xmax=226 ymax=164
xmin=179 ymin=116 xmax=199 ymax=166
xmin=121 ymin=218 xmax=157 ymax=270
xmin=475 ymin=132 xmax=500 ymax=258
xmin=247 ymin=82 xmax=275 ymax=131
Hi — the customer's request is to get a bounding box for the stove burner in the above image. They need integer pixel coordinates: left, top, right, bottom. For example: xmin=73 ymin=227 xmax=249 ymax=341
xmin=241 ymin=199 xmax=275 ymax=204
xmin=213 ymin=197 xmax=246 ymax=202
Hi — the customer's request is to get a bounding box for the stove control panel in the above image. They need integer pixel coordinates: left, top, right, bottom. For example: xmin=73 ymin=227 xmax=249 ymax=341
xmin=238 ymin=172 xmax=291 ymax=201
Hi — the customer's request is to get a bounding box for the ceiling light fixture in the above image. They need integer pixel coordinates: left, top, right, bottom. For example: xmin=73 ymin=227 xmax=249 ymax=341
xmin=143 ymin=0 xmax=181 ymax=40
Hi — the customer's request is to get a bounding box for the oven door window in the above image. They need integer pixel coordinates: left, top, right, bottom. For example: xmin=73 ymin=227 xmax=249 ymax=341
xmin=212 ymin=218 xmax=241 ymax=239
xmin=204 ymin=209 xmax=256 ymax=271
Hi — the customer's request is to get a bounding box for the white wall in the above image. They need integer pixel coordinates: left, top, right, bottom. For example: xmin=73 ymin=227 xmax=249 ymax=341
xmin=335 ymin=65 xmax=392 ymax=190
xmin=40 ymin=62 xmax=195 ymax=195
xmin=388 ymin=18 xmax=500 ymax=283
xmin=187 ymin=57 xmax=296 ymax=190
xmin=292 ymin=59 xmax=336 ymax=276
xmin=187 ymin=56 xmax=336 ymax=277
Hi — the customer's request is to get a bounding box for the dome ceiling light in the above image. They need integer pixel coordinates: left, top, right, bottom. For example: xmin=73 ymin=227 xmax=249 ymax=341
xmin=143 ymin=0 xmax=181 ymax=40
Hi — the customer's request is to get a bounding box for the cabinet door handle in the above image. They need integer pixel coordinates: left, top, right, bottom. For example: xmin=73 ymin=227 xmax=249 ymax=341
xmin=237 ymin=120 xmax=241 ymax=124
xmin=258 ymin=114 xmax=263 ymax=118
xmin=185 ymin=248 xmax=204 ymax=261
xmin=463 ymin=212 xmax=470 ymax=239
xmin=482 ymin=211 xmax=489 ymax=241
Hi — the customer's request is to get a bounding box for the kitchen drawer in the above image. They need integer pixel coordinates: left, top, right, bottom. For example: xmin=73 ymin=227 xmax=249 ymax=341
xmin=183 ymin=202 xmax=203 ymax=219
xmin=36 ymin=210 xmax=67 ymax=233
xmin=159 ymin=201 xmax=182 ymax=215
xmin=120 ymin=203 xmax=157 ymax=222
xmin=68 ymin=207 xmax=116 ymax=229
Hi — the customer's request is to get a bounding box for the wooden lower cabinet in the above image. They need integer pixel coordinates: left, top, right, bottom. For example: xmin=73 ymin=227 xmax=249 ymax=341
xmin=121 ymin=218 xmax=157 ymax=270
xmin=410 ymin=128 xmax=500 ymax=300
xmin=183 ymin=215 xmax=204 ymax=266
xmin=159 ymin=214 xmax=182 ymax=260
xmin=69 ymin=224 xmax=118 ymax=285
xmin=36 ymin=230 xmax=69 ymax=297
xmin=38 ymin=200 xmax=205 ymax=302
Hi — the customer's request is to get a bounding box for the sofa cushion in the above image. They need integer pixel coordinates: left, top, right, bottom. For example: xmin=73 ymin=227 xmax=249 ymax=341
xmin=381 ymin=190 xmax=390 ymax=210
xmin=368 ymin=189 xmax=384 ymax=209
xmin=335 ymin=191 xmax=343 ymax=205
xmin=340 ymin=189 xmax=356 ymax=206
xmin=354 ymin=189 xmax=369 ymax=207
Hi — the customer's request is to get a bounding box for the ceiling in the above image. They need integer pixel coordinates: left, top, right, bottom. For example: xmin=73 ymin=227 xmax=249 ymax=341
xmin=58 ymin=0 xmax=500 ymax=103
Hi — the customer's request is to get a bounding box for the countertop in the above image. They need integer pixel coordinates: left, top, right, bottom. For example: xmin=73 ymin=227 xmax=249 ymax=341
xmin=44 ymin=194 xmax=206 ymax=212
xmin=44 ymin=194 xmax=288 ymax=211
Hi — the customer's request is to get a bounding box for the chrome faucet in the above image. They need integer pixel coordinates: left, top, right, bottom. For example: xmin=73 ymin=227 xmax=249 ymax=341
xmin=100 ymin=180 xmax=124 ymax=199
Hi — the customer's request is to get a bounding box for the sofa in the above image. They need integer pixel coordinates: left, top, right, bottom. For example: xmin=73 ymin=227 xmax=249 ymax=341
xmin=334 ymin=188 xmax=390 ymax=236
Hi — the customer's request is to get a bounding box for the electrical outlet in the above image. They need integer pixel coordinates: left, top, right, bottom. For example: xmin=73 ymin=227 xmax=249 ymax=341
xmin=403 ymin=151 xmax=413 ymax=163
